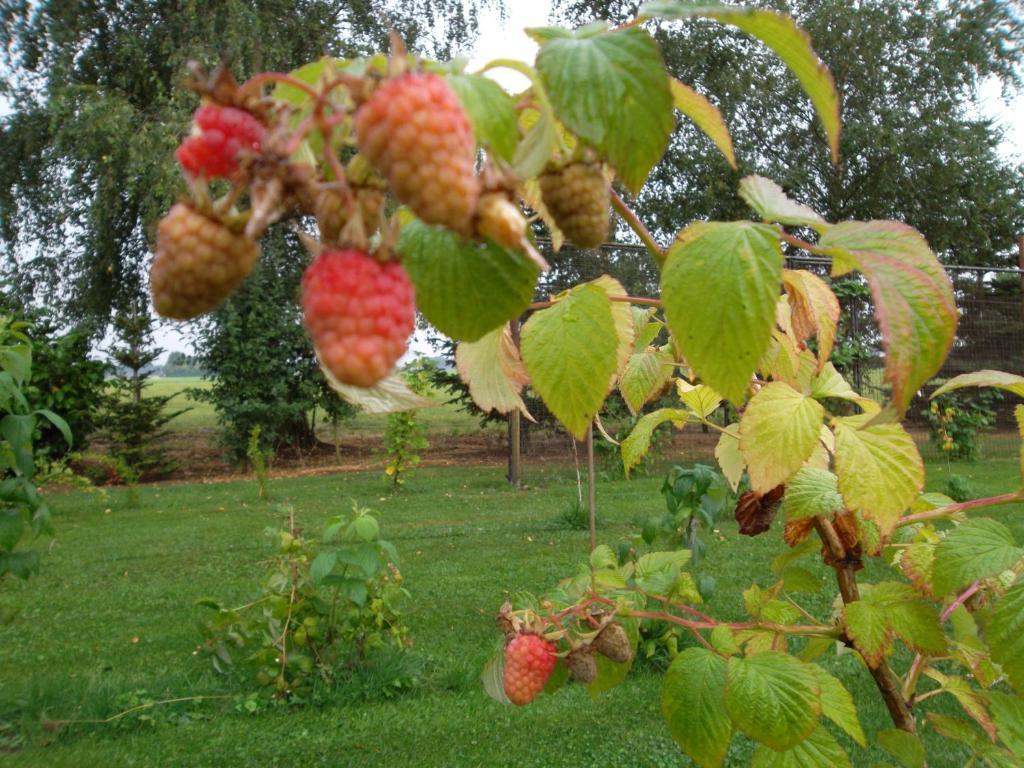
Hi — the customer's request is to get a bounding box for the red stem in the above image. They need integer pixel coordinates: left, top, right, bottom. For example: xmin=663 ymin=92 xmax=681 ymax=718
xmin=240 ymin=72 xmax=319 ymax=100
xmin=897 ymin=491 xmax=1023 ymax=528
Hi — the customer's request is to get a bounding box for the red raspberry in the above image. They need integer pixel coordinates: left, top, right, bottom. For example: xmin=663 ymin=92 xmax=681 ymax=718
xmin=538 ymin=162 xmax=610 ymax=248
xmin=150 ymin=203 xmax=259 ymax=319
xmin=355 ymin=73 xmax=480 ymax=236
xmin=301 ymin=250 xmax=415 ymax=388
xmin=176 ymin=104 xmax=265 ymax=179
xmin=502 ymin=633 xmax=557 ymax=706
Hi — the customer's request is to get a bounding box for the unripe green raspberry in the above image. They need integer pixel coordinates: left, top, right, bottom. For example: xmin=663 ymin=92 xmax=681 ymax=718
xmin=538 ymin=162 xmax=610 ymax=248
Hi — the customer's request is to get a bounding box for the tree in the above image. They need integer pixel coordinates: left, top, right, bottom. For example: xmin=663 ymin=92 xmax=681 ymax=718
xmin=554 ymin=0 xmax=1024 ymax=266
xmin=0 ymin=0 xmax=502 ymax=329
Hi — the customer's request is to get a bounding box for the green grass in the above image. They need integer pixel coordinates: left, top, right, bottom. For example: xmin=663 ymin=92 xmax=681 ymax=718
xmin=2 ymin=459 xmax=1022 ymax=766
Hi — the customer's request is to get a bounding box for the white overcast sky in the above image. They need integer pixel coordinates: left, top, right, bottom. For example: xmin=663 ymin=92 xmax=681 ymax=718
xmin=148 ymin=0 xmax=1023 ymax=360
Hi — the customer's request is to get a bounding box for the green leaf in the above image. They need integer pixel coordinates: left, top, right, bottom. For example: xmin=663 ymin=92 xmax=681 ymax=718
xmin=751 ymin=726 xmax=851 ymax=768
xmin=351 ymin=515 xmax=379 ymax=543
xmin=513 ymin=105 xmax=558 ymax=180
xmin=534 ymin=26 xmax=674 ymax=193
xmin=980 ymin=582 xmax=1024 ymax=693
xmin=739 ymin=176 xmax=827 ymax=231
xmin=933 ymin=519 xmax=1024 ymax=597
xmin=834 ymin=419 xmax=923 ymax=534
xmin=661 ymin=221 xmax=783 ymax=403
xmin=0 ymin=508 xmax=24 ymax=553
xmin=621 ymin=408 xmax=688 ymax=476
xmin=0 ymin=549 xmax=39 ymax=580
xmin=447 ymin=74 xmax=518 ymax=161
xmin=670 ymin=78 xmax=736 ymax=169
xmin=987 ymin=691 xmax=1024 ymax=757
xmin=739 ymin=382 xmax=824 ymax=492
xmin=931 ymin=370 xmax=1024 ymax=400
xmin=676 ymin=379 xmax=723 ymax=419
xmin=639 ymin=1 xmax=841 ymax=162
xmin=714 ymin=424 xmax=744 ymax=492
xmin=877 ymin=729 xmax=925 ymax=768
xmin=783 ymin=272 xmax=840 ymax=369
xmin=662 ymin=648 xmax=733 ymax=768
xmin=810 ymin=666 xmax=865 ymax=747
xmin=1017 ymin=405 xmax=1024 ymax=482
xmin=781 ymin=566 xmax=821 ymax=593
xmin=725 ymin=651 xmax=821 ymax=751
xmin=399 ymin=220 xmax=539 ymax=342
xmin=923 ymin=667 xmax=996 ymax=741
xmin=844 ymin=582 xmax=945 ymax=666
xmin=591 ymin=275 xmax=636 ymax=385
xmin=619 ymin=349 xmax=673 ymax=415
xmin=521 ymin=284 xmax=618 ymax=439
xmin=309 ymin=551 xmax=337 ymax=585
xmin=819 ymin=221 xmax=957 ymax=416
xmin=455 ymin=326 xmax=532 ymax=419
xmin=782 ymin=468 xmax=844 ymax=522
xmin=34 ymin=408 xmax=72 ymax=447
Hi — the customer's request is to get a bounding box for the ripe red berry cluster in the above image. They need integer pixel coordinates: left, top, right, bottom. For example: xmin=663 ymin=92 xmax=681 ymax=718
xmin=176 ymin=104 xmax=266 ymax=180
xmin=503 ymin=633 xmax=557 ymax=706
xmin=356 ymin=73 xmax=480 ymax=236
xmin=301 ymin=249 xmax=416 ymax=388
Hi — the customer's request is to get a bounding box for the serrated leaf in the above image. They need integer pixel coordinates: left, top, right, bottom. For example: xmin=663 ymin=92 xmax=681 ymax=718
xmin=740 ymin=176 xmax=827 ymax=230
xmin=844 ymin=582 xmax=945 ymax=666
xmin=933 ymin=519 xmax=1024 ymax=597
xmin=725 ymin=651 xmax=821 ymax=751
xmin=783 ymin=270 xmax=840 ymax=369
xmin=621 ymin=408 xmax=688 ymax=476
xmin=632 ymin=306 xmax=663 ymax=350
xmin=639 ymin=1 xmax=841 ymax=162
xmin=591 ymin=275 xmax=635 ymax=386
xmin=751 ymin=725 xmax=851 ymax=768
xmin=309 ymin=551 xmax=337 ymax=585
xmin=715 ymin=424 xmax=744 ymax=492
xmin=980 ymin=582 xmax=1024 ymax=693
xmin=661 ymin=221 xmax=783 ymax=403
xmin=447 ymin=73 xmax=518 ymax=161
xmin=514 ymin=105 xmax=558 ymax=180
xmin=670 ymin=78 xmax=736 ymax=169
xmin=819 ymin=221 xmax=956 ymax=416
xmin=455 ymin=325 xmax=533 ymax=420
xmin=399 ymin=221 xmax=539 ymax=341
xmin=1017 ymin=405 xmax=1024 ymax=482
xmin=534 ymin=26 xmax=674 ymax=193
xmin=877 ymin=729 xmax=925 ymax=768
xmin=988 ymin=691 xmax=1024 ymax=756
xmin=781 ymin=566 xmax=821 ymax=593
xmin=662 ymin=648 xmax=733 ymax=768
xmin=811 ymin=666 xmax=865 ymax=747
xmin=620 ymin=349 xmax=673 ymax=414
xmin=782 ymin=468 xmax=844 ymax=522
xmin=322 ymin=365 xmax=439 ymax=414
xmin=834 ymin=419 xmax=923 ymax=534
xmin=931 ymin=370 xmax=1024 ymax=400
xmin=923 ymin=667 xmax=996 ymax=740
xmin=676 ymin=379 xmax=723 ymax=419
xmin=740 ymin=382 xmax=824 ymax=493
xmin=521 ymin=284 xmax=617 ymax=439
xmin=899 ymin=540 xmax=936 ymax=597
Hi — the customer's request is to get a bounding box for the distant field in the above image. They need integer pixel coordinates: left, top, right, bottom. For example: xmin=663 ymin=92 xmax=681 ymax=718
xmin=148 ymin=376 xmax=500 ymax=438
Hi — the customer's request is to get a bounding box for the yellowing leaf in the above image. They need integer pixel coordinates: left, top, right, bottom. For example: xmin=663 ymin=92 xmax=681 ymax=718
xmin=715 ymin=424 xmax=744 ymax=492
xmin=620 ymin=349 xmax=674 ymax=414
xmin=521 ymin=284 xmax=617 ymax=439
xmin=834 ymin=419 xmax=923 ymax=534
xmin=931 ymin=370 xmax=1024 ymax=400
xmin=740 ymin=176 xmax=827 ymax=231
xmin=591 ymin=275 xmax=635 ymax=387
xmin=621 ymin=408 xmax=689 ymax=476
xmin=455 ymin=326 xmax=533 ymax=420
xmin=819 ymin=221 xmax=956 ymax=416
xmin=782 ymin=468 xmax=844 ymax=522
xmin=661 ymin=221 xmax=783 ymax=403
xmin=670 ymin=78 xmax=736 ymax=169
xmin=782 ymin=270 xmax=840 ymax=369
xmin=676 ymin=379 xmax=723 ymax=418
xmin=739 ymin=382 xmax=824 ymax=493
xmin=321 ymin=365 xmax=440 ymax=414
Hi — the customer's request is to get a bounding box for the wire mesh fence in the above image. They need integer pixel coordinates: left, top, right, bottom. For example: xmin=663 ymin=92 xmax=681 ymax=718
xmin=522 ymin=242 xmax=1024 ymax=471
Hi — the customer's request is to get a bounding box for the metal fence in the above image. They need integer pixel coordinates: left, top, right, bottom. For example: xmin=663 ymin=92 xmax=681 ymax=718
xmin=536 ymin=242 xmax=1024 ymax=463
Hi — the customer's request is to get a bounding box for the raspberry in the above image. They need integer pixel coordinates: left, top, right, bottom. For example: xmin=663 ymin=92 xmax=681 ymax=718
xmin=315 ymin=185 xmax=385 ymax=244
xmin=301 ymin=249 xmax=415 ymax=388
xmin=355 ymin=73 xmax=479 ymax=236
xmin=176 ymin=104 xmax=265 ymax=179
xmin=503 ymin=633 xmax=557 ymax=706
xmin=475 ymin=192 xmax=526 ymax=249
xmin=593 ymin=622 xmax=632 ymax=664
xmin=538 ymin=162 xmax=610 ymax=248
xmin=150 ymin=203 xmax=258 ymax=319
xmin=567 ymin=648 xmax=598 ymax=684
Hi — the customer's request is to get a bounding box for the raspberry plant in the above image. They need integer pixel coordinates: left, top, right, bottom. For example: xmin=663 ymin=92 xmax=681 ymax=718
xmin=154 ymin=2 xmax=1024 ymax=763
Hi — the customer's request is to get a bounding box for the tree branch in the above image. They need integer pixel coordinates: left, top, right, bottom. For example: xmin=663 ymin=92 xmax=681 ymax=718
xmin=611 ymin=190 xmax=665 ymax=266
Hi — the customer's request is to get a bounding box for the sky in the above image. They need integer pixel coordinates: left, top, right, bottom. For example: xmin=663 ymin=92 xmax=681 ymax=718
xmin=145 ymin=0 xmax=1023 ymax=361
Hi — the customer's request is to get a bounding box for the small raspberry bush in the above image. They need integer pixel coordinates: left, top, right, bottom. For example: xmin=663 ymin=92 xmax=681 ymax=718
xmin=153 ymin=8 xmax=1024 ymax=765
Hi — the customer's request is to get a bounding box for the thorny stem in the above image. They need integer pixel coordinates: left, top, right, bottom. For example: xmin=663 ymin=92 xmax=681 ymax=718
xmin=611 ymin=190 xmax=665 ymax=265
xmin=240 ymin=72 xmax=319 ymax=100
xmin=777 ymin=231 xmax=822 ymax=254
xmin=896 ymin=491 xmax=1024 ymax=528
xmin=813 ymin=517 xmax=918 ymax=733
xmin=624 ymin=611 xmax=841 ymax=638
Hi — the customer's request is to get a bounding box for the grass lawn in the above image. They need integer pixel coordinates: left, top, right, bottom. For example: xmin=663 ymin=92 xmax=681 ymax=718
xmin=2 ymin=459 xmax=1022 ymax=767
